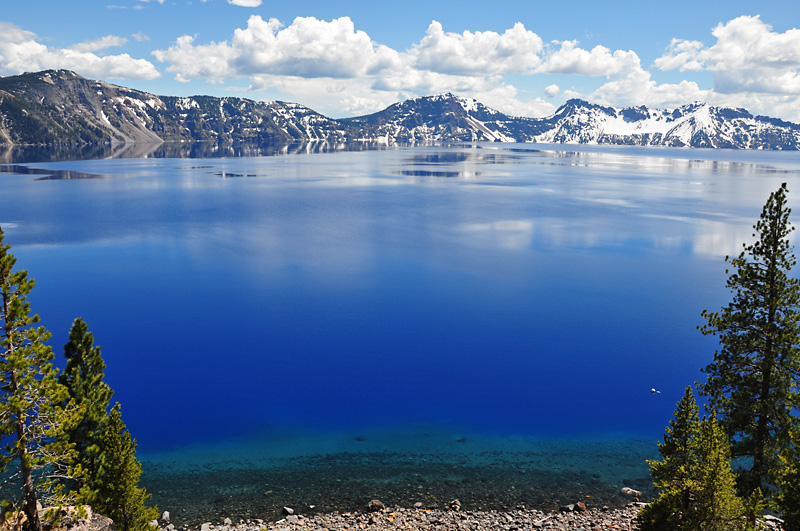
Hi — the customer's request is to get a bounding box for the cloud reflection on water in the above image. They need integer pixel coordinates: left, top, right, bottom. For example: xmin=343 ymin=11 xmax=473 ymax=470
xmin=3 ymin=143 xmax=800 ymax=452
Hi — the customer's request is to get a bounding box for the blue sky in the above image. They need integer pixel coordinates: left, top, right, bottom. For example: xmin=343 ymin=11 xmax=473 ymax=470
xmin=2 ymin=0 xmax=800 ymax=120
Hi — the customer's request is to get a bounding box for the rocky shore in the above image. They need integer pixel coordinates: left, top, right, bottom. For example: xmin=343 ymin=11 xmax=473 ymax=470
xmin=14 ymin=499 xmax=786 ymax=531
xmin=157 ymin=503 xmax=646 ymax=531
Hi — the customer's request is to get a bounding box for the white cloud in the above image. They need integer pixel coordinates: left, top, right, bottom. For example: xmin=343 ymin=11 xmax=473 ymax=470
xmin=154 ymin=15 xmax=401 ymax=81
xmin=544 ymin=84 xmax=560 ymax=98
xmin=133 ymin=32 xmax=151 ymax=42
xmin=228 ymin=0 xmax=262 ymax=6
xmin=70 ymin=35 xmax=128 ymax=53
xmin=591 ymin=69 xmax=708 ymax=110
xmin=0 ymin=21 xmax=160 ymax=80
xmin=654 ymin=39 xmax=704 ymax=72
xmin=656 ymin=16 xmax=800 ymax=95
xmin=411 ymin=21 xmax=543 ymax=75
xmin=538 ymin=40 xmax=641 ymax=76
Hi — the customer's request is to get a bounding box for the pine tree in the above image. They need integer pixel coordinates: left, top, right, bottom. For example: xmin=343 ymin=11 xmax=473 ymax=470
xmin=59 ymin=318 xmax=113 ymax=497
xmin=93 ymin=405 xmax=158 ymax=531
xmin=638 ymin=387 xmax=700 ymax=531
xmin=699 ymin=182 xmax=800 ymax=496
xmin=0 ymin=227 xmax=79 ymax=531
xmin=693 ymin=409 xmax=753 ymax=531
xmin=776 ymin=427 xmax=800 ymax=531
xmin=637 ymin=387 xmax=750 ymax=531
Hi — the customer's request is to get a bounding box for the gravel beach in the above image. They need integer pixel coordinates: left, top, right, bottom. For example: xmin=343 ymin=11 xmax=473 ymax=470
xmin=164 ymin=503 xmax=646 ymax=531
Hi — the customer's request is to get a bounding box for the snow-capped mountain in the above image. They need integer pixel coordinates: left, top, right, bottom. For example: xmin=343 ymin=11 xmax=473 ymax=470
xmin=341 ymin=93 xmax=520 ymax=142
xmin=528 ymin=99 xmax=800 ymax=149
xmin=1 ymin=70 xmax=799 ymax=150
xmin=345 ymin=94 xmax=800 ymax=149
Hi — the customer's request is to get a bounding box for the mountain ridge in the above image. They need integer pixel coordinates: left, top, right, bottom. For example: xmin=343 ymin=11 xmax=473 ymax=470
xmin=1 ymin=69 xmax=799 ymax=150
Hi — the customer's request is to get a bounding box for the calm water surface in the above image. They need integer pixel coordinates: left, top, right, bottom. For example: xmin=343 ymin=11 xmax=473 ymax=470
xmin=2 ymin=142 xmax=800 ymax=520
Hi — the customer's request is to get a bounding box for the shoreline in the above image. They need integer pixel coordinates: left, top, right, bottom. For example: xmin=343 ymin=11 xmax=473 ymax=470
xmin=140 ymin=435 xmax=658 ymax=527
xmin=155 ymin=504 xmax=647 ymax=531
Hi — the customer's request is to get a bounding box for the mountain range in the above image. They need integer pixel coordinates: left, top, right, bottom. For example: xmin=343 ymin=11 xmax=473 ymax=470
xmin=1 ymin=69 xmax=799 ymax=150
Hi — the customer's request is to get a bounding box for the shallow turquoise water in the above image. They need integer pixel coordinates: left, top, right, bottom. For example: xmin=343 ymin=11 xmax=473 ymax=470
xmin=138 ymin=426 xmax=660 ymax=524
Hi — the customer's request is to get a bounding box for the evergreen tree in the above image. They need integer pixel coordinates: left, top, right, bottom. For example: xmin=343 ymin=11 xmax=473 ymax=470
xmin=637 ymin=387 xmax=750 ymax=531
xmin=776 ymin=427 xmax=800 ymax=531
xmin=693 ymin=409 xmax=754 ymax=531
xmin=93 ymin=405 xmax=158 ymax=531
xmin=0 ymin=227 xmax=79 ymax=531
xmin=699 ymin=182 xmax=800 ymax=496
xmin=59 ymin=318 xmax=113 ymax=495
xmin=639 ymin=387 xmax=700 ymax=531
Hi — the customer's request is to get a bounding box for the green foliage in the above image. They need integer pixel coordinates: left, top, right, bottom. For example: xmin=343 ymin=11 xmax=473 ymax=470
xmin=92 ymin=406 xmax=158 ymax=531
xmin=776 ymin=428 xmax=800 ymax=531
xmin=637 ymin=387 xmax=751 ymax=531
xmin=0 ymin=226 xmax=80 ymax=531
xmin=699 ymin=182 xmax=800 ymax=495
xmin=59 ymin=318 xmax=114 ymax=496
xmin=58 ymin=320 xmax=158 ymax=531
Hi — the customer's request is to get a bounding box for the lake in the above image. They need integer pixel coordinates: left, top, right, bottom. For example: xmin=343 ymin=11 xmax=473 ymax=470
xmin=2 ymin=142 xmax=799 ymax=522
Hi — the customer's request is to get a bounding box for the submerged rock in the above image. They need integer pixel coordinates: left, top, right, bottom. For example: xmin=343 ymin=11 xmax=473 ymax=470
xmin=367 ymin=500 xmax=384 ymax=512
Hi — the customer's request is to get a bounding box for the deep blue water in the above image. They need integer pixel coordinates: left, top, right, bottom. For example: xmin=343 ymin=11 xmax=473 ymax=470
xmin=3 ymin=143 xmax=800 ymax=518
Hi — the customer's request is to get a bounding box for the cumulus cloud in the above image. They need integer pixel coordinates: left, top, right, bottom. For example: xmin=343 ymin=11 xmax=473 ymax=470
xmin=654 ymin=39 xmax=704 ymax=71
xmin=0 ymin=21 xmax=160 ymax=80
xmin=544 ymin=84 xmax=560 ymax=98
xmin=538 ymin=41 xmax=641 ymax=76
xmin=228 ymin=0 xmax=262 ymax=6
xmin=656 ymin=16 xmax=800 ymax=95
xmin=133 ymin=32 xmax=150 ymax=42
xmin=70 ymin=35 xmax=128 ymax=53
xmin=591 ymin=69 xmax=708 ymax=110
xmin=153 ymin=15 xmax=401 ymax=81
xmin=411 ymin=21 xmax=543 ymax=75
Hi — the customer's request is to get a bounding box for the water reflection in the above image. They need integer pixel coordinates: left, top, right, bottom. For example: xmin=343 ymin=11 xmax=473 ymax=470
xmin=389 ymin=145 xmax=800 ymax=185
xmin=0 ymin=164 xmax=104 ymax=180
xmin=0 ymin=140 xmax=395 ymax=164
xmin=473 ymin=143 xmax=800 ymax=175
xmin=399 ymin=170 xmax=481 ymax=178
xmin=214 ymin=171 xmax=259 ymax=179
xmin=3 ymin=140 xmax=799 ymax=180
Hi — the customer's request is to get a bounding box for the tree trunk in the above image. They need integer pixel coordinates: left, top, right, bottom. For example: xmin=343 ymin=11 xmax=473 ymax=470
xmin=17 ymin=418 xmax=42 ymax=531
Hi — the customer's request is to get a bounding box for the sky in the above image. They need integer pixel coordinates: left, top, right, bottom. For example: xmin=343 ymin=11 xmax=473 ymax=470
xmin=2 ymin=1 xmax=800 ymax=120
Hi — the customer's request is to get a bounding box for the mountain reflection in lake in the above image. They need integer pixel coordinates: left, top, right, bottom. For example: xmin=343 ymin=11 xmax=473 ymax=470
xmin=2 ymin=142 xmax=800 ymax=522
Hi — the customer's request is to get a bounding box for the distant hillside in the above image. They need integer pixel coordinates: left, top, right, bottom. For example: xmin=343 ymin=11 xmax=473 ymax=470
xmin=1 ymin=70 xmax=799 ymax=150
